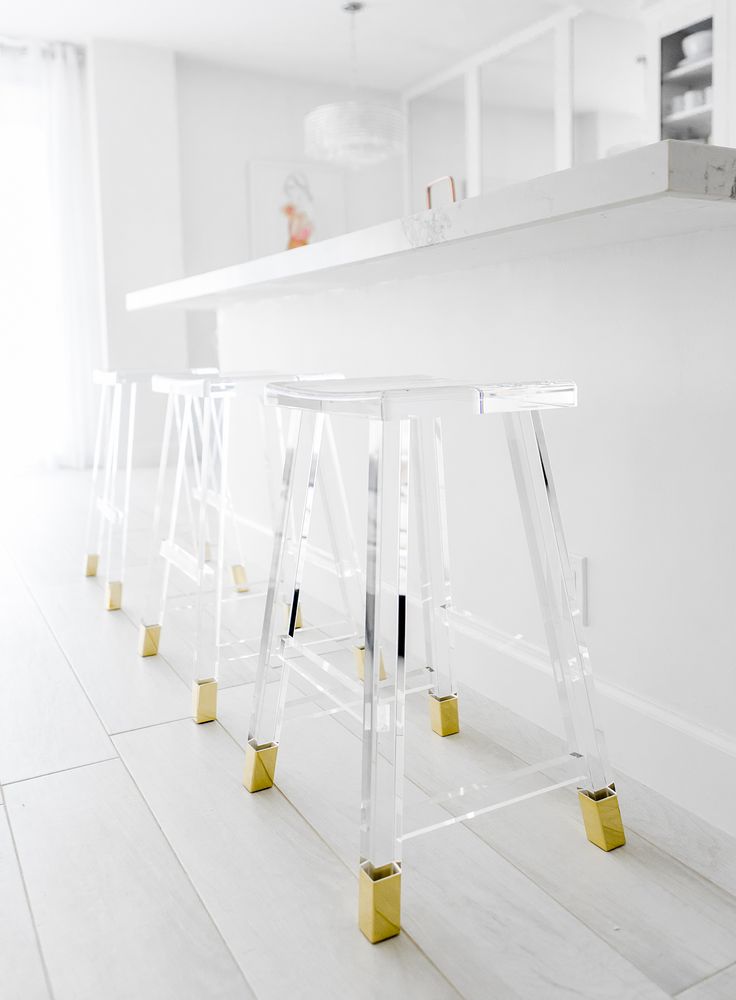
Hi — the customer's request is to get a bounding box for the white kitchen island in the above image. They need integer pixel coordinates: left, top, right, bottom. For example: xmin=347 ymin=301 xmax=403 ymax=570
xmin=129 ymin=140 xmax=736 ymax=841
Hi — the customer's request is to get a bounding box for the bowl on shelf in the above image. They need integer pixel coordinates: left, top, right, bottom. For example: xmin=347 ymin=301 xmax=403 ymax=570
xmin=682 ymin=29 xmax=713 ymax=61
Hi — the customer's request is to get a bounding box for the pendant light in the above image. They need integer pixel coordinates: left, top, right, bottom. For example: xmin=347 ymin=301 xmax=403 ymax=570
xmin=304 ymin=2 xmax=405 ymax=169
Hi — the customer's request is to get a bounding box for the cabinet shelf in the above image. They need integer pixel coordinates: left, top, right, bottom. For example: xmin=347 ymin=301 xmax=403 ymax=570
xmin=662 ymin=56 xmax=712 ymax=84
xmin=662 ymin=104 xmax=712 ymax=127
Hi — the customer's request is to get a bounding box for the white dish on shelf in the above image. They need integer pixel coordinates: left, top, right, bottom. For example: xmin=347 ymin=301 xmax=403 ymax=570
xmin=662 ymin=103 xmax=712 ymax=126
xmin=682 ymin=29 xmax=713 ymax=61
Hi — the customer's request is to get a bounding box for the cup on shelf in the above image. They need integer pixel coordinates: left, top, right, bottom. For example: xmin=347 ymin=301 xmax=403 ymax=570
xmin=670 ymin=94 xmax=685 ymax=114
xmin=683 ymin=88 xmax=704 ymax=110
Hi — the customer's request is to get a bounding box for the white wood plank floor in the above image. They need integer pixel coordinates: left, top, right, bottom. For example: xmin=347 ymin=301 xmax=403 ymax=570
xmin=0 ymin=470 xmax=735 ymax=1000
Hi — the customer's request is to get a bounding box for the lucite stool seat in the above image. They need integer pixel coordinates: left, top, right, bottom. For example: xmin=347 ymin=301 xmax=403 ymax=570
xmin=84 ymin=367 xmax=216 ymax=611
xmin=267 ymin=374 xmax=578 ymax=418
xmin=138 ymin=369 xmax=353 ymax=726
xmin=245 ymin=374 xmax=625 ymax=944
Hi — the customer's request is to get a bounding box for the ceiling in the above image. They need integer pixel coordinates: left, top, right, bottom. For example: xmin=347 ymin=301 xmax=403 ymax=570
xmin=0 ymin=0 xmax=645 ymax=92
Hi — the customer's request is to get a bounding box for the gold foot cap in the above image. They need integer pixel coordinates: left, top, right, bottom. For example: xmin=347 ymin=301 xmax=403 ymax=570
xmin=138 ymin=624 xmax=161 ymax=657
xmin=85 ymin=554 xmax=99 ymax=578
xmin=243 ymin=742 xmax=278 ymax=792
xmin=354 ymin=646 xmax=387 ymax=682
xmin=105 ymin=581 xmax=122 ymax=611
xmin=232 ymin=564 xmax=249 ymax=593
xmin=578 ymin=785 xmax=626 ymax=851
xmin=429 ymin=694 xmax=460 ymax=737
xmin=359 ymin=864 xmax=401 ymax=943
xmin=193 ymin=678 xmax=217 ymax=724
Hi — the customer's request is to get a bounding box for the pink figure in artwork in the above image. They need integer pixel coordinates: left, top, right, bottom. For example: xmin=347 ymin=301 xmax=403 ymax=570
xmin=282 ymin=171 xmax=314 ymax=250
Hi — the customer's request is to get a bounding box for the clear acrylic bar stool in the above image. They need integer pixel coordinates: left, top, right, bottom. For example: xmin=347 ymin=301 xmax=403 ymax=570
xmin=137 ymin=372 xmax=249 ymax=724
xmin=84 ymin=368 xmax=215 ymax=611
xmin=244 ymin=375 xmax=625 ymax=944
xmin=138 ymin=370 xmax=359 ymax=726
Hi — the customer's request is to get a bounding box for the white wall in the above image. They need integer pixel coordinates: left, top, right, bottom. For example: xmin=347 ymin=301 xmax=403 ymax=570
xmin=408 ymin=93 xmax=557 ymax=209
xmin=217 ymin=224 xmax=736 ymax=840
xmin=86 ymin=47 xmax=403 ymax=442
xmin=408 ymin=88 xmax=468 ymax=208
xmin=175 ymin=56 xmax=403 ymax=363
xmin=409 ymin=96 xmax=643 ymax=209
xmin=482 ymin=106 xmax=555 ymax=191
xmin=88 ymin=40 xmax=188 ymax=461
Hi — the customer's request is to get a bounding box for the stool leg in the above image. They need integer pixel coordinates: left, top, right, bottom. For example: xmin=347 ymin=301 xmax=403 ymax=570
xmin=191 ymin=395 xmax=219 ymax=564
xmin=192 ymin=394 xmax=219 ymax=723
xmin=96 ymin=385 xmax=117 ymax=575
xmin=504 ymin=410 xmax=625 ymax=851
xmin=84 ymin=381 xmax=108 ymax=578
xmin=138 ymin=393 xmax=187 ymax=656
xmin=260 ymin=397 xmax=285 ymax=531
xmin=244 ymin=409 xmax=325 ymax=792
xmin=102 ymin=383 xmax=124 ymax=610
xmin=215 ymin=393 xmax=253 ymax=594
xmin=138 ymin=391 xmax=174 ymax=655
xmin=319 ymin=417 xmax=366 ymax=656
xmin=413 ymin=416 xmax=458 ymax=736
xmin=105 ymin=382 xmax=136 ymax=611
xmin=358 ymin=418 xmax=410 ymax=943
xmin=218 ymin=407 xmax=249 ymax=594
xmin=274 ymin=408 xmax=305 ymax=629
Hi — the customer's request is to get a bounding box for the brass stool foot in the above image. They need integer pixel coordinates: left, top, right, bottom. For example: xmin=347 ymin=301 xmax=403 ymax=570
xmin=358 ymin=863 xmax=401 ymax=943
xmin=192 ymin=678 xmax=217 ymax=724
xmin=243 ymin=742 xmax=278 ymax=792
xmin=105 ymin=581 xmax=122 ymax=611
xmin=354 ymin=646 xmax=387 ymax=682
xmin=232 ymin=564 xmax=249 ymax=593
xmin=138 ymin=624 xmax=161 ymax=657
xmin=429 ymin=694 xmax=459 ymax=737
xmin=578 ymin=784 xmax=626 ymax=851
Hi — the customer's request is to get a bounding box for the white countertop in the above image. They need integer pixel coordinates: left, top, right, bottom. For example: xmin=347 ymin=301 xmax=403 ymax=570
xmin=127 ymin=140 xmax=736 ymax=313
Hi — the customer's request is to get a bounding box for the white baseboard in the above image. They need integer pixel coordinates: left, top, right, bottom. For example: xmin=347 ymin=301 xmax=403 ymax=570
xmin=445 ymin=608 xmax=736 ymax=842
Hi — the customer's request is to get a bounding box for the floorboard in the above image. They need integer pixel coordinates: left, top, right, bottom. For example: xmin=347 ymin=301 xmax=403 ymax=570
xmin=4 ymin=759 xmax=253 ymax=1000
xmin=402 ymin=688 xmax=736 ymax=997
xmin=0 ymin=557 xmax=114 ymax=784
xmin=217 ymin=683 xmax=670 ymax=1000
xmin=0 ymin=806 xmax=50 ymax=1000
xmin=114 ymin=718 xmax=459 ymax=1000
xmin=4 ymin=470 xmax=735 ymax=1000
xmin=677 ymin=963 xmax=736 ymax=999
xmin=34 ymin=577 xmax=191 ymax=735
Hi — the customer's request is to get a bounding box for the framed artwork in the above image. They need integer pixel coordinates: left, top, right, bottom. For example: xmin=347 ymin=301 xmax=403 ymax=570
xmin=247 ymin=160 xmax=347 ymax=259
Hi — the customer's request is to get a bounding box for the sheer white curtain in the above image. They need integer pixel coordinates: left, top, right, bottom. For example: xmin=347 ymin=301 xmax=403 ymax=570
xmin=0 ymin=40 xmax=101 ymax=472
